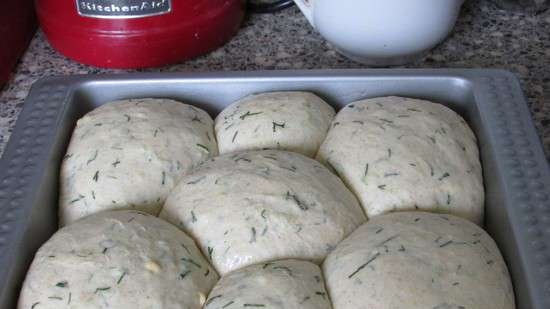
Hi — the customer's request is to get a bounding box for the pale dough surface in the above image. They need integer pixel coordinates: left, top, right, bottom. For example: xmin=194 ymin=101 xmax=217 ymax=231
xmin=204 ymin=259 xmax=332 ymax=309
xmin=18 ymin=210 xmax=219 ymax=309
xmin=160 ymin=150 xmax=366 ymax=275
xmin=323 ymin=212 xmax=515 ymax=309
xmin=215 ymin=91 xmax=335 ymax=157
xmin=317 ymin=96 xmax=484 ymax=224
xmin=60 ymin=98 xmax=218 ymax=226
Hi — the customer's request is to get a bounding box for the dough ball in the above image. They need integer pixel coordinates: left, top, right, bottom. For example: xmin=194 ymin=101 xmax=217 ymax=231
xmin=317 ymin=96 xmax=484 ymax=224
xmin=18 ymin=210 xmax=219 ymax=309
xmin=215 ymin=92 xmax=335 ymax=157
xmin=204 ymin=259 xmax=331 ymax=309
xmin=323 ymin=212 xmax=515 ymax=309
xmin=60 ymin=98 xmax=217 ymax=226
xmin=160 ymin=150 xmax=366 ymax=275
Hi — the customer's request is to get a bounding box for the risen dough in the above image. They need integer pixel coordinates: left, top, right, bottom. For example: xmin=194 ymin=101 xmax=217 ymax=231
xmin=317 ymin=96 xmax=484 ymax=224
xmin=323 ymin=212 xmax=515 ymax=309
xmin=18 ymin=210 xmax=219 ymax=309
xmin=204 ymin=259 xmax=332 ymax=309
xmin=215 ymin=92 xmax=335 ymax=157
xmin=160 ymin=150 xmax=366 ymax=275
xmin=60 ymin=98 xmax=217 ymax=226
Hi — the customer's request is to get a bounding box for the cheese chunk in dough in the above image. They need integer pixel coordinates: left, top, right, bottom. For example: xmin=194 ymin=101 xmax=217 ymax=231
xmin=60 ymin=98 xmax=218 ymax=226
xmin=323 ymin=212 xmax=515 ymax=309
xmin=18 ymin=210 xmax=219 ymax=309
xmin=160 ymin=150 xmax=366 ymax=275
xmin=317 ymin=96 xmax=484 ymax=224
xmin=215 ymin=92 xmax=335 ymax=157
xmin=204 ymin=259 xmax=332 ymax=309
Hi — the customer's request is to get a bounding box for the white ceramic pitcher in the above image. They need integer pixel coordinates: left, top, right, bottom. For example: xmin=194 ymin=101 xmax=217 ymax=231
xmin=293 ymin=0 xmax=465 ymax=66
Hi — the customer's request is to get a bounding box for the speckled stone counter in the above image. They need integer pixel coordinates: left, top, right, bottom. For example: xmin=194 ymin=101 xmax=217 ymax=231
xmin=1 ymin=0 xmax=549 ymax=159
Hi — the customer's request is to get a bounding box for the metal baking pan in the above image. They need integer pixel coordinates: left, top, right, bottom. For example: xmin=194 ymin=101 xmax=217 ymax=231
xmin=0 ymin=69 xmax=549 ymax=309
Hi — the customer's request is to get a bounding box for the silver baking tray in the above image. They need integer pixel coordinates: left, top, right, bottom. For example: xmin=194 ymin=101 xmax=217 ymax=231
xmin=0 ymin=69 xmax=549 ymax=309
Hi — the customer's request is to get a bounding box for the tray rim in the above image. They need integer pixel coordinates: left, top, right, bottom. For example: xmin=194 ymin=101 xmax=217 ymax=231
xmin=0 ymin=68 xmax=548 ymax=309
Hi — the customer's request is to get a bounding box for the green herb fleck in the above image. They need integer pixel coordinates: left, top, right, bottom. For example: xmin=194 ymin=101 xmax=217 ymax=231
xmin=272 ymin=121 xmax=286 ymax=133
xmin=314 ymin=275 xmax=321 ymax=283
xmin=124 ymin=114 xmax=131 ymax=122
xmin=181 ymin=257 xmax=202 ymax=268
xmin=446 ymin=194 xmax=451 ymax=205
xmin=487 ymin=260 xmax=494 ymax=265
xmin=439 ymin=240 xmax=454 ymax=248
xmin=48 ymin=296 xmax=62 ymax=300
xmin=63 ymin=153 xmax=73 ymax=160
xmin=31 ymin=302 xmax=40 ymax=309
xmin=161 ymin=171 xmax=166 ymax=185
xmin=204 ymin=269 xmax=210 ymax=276
xmin=315 ymin=291 xmax=326 ymax=298
xmin=387 ymin=148 xmax=392 ymax=158
xmin=69 ymin=194 xmax=85 ymax=204
xmin=262 ymin=262 xmax=274 ymax=269
xmin=181 ymin=243 xmax=191 ymax=254
xmin=87 ymin=150 xmax=98 ymax=165
xmin=438 ymin=172 xmax=450 ymax=181
xmin=407 ymin=108 xmax=421 ymax=112
xmin=117 ymin=272 xmax=126 ymax=284
xmin=239 ymin=111 xmax=263 ymax=120
xmin=92 ymin=170 xmax=99 ymax=182
xmin=249 ymin=227 xmax=257 ymax=243
xmin=378 ymin=185 xmax=386 ymax=190
xmin=379 ymin=118 xmax=393 ymax=124
xmin=348 ymin=252 xmax=381 ymax=278
xmin=187 ymin=176 xmax=206 ymax=185
xmin=280 ymin=165 xmax=297 ymax=173
xmin=384 ymin=172 xmax=400 ymax=177
xmin=243 ymin=304 xmax=265 ymax=307
xmin=95 ymin=287 xmax=110 ymax=294
xmin=398 ymin=245 xmax=406 ymax=252
xmin=375 ymin=227 xmax=383 ymax=234
xmin=191 ymin=115 xmax=202 ymax=123
xmin=428 ymin=135 xmax=436 ymax=144
xmin=364 ymin=163 xmax=369 ymax=178
xmin=285 ymin=191 xmax=309 ymax=211
xmin=196 ymin=144 xmax=210 ymax=153
xmin=207 ymin=247 xmax=214 ymax=260
xmin=67 ymin=293 xmax=71 ymax=304
xmin=191 ymin=211 xmax=197 ymax=223
xmin=377 ymin=235 xmax=399 ymax=247
xmin=232 ymin=131 xmax=239 ymax=143
xmin=352 ymin=120 xmax=364 ymax=125
xmin=112 ymin=159 xmax=121 ymax=167
xmin=55 ymin=281 xmax=68 ymax=288
xmin=179 ymin=270 xmax=191 ymax=279
xmin=261 ymin=209 xmax=267 ymax=219
xmin=222 ymin=301 xmax=235 ymax=308
xmin=205 ymin=295 xmax=222 ymax=306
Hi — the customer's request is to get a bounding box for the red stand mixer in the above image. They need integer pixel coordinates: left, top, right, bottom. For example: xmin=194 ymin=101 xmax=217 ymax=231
xmin=36 ymin=0 xmax=248 ymax=69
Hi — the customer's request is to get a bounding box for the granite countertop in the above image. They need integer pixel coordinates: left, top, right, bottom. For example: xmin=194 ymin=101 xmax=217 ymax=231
xmin=0 ymin=0 xmax=549 ymax=160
